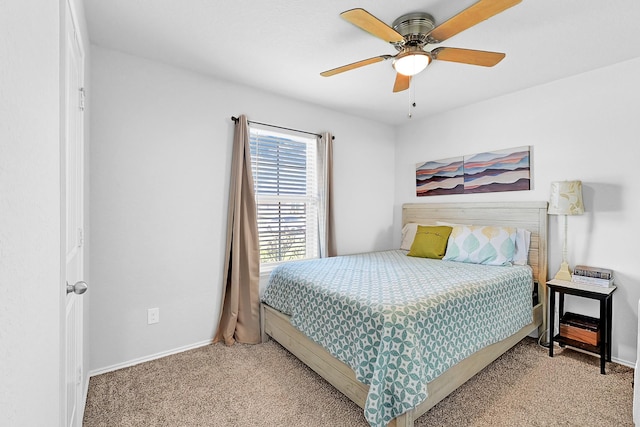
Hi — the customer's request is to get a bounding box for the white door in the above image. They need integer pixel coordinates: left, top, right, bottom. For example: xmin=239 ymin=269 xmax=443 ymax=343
xmin=63 ymin=2 xmax=86 ymax=426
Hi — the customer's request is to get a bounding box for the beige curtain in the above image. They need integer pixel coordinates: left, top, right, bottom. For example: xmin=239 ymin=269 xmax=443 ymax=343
xmin=318 ymin=132 xmax=336 ymax=258
xmin=214 ymin=115 xmax=261 ymax=345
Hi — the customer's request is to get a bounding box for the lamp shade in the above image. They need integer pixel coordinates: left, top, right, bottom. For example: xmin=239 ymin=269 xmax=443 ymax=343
xmin=548 ymin=180 xmax=584 ymax=215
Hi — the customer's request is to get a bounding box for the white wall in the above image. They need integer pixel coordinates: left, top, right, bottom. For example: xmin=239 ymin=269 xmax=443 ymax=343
xmin=394 ymin=57 xmax=640 ymax=365
xmin=0 ymin=1 xmax=61 ymax=425
xmin=89 ymin=46 xmax=396 ymax=372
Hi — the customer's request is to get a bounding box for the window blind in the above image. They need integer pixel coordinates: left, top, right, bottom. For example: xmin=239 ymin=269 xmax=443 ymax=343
xmin=249 ymin=127 xmax=318 ymax=264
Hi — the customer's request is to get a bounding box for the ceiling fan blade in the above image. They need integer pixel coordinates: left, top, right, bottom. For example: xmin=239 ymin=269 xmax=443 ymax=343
xmin=393 ymin=73 xmax=411 ymax=93
xmin=320 ymin=55 xmax=391 ymax=77
xmin=432 ymin=47 xmax=505 ymax=67
xmin=341 ymin=8 xmax=404 ymax=43
xmin=429 ymin=0 xmax=522 ymax=43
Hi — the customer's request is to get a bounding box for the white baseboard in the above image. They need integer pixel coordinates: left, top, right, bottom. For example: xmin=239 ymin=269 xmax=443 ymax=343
xmin=555 ymin=345 xmax=635 ymax=368
xmin=612 ymin=356 xmax=635 ymax=368
xmin=88 ymin=339 xmax=212 ymax=377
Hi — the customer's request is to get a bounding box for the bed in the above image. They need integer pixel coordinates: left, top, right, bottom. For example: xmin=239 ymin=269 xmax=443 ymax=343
xmin=260 ymin=202 xmax=548 ymax=426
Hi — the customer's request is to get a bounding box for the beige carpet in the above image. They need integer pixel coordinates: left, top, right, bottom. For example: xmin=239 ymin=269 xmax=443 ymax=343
xmin=84 ymin=337 xmax=633 ymax=426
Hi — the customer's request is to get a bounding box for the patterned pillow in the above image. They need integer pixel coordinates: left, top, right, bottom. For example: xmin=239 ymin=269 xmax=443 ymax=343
xmin=443 ymin=225 xmax=517 ymax=266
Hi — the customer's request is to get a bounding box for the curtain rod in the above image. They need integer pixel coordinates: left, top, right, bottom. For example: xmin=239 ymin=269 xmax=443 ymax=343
xmin=231 ymin=116 xmax=334 ymax=140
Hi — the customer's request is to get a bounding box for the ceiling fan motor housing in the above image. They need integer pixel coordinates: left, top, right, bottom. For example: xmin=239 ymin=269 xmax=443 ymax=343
xmin=392 ymin=12 xmax=435 ymax=49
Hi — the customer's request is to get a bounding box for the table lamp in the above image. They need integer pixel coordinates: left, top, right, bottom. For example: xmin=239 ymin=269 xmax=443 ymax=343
xmin=548 ymin=180 xmax=584 ymax=281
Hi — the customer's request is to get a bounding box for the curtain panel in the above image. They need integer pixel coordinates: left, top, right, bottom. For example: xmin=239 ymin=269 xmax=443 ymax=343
xmin=214 ymin=115 xmax=261 ymax=345
xmin=318 ymin=132 xmax=336 ymax=258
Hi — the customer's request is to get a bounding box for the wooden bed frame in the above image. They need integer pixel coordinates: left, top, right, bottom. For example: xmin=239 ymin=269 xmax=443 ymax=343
xmin=260 ymin=201 xmax=548 ymax=426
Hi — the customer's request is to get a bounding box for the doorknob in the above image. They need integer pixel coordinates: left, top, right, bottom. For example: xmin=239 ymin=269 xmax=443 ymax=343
xmin=67 ymin=281 xmax=88 ymax=295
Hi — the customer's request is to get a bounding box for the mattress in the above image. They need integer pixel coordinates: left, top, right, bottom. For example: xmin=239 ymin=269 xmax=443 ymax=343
xmin=262 ymin=250 xmax=533 ymax=427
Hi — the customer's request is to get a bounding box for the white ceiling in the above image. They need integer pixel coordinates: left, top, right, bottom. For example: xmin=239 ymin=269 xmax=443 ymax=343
xmin=83 ymin=0 xmax=640 ymax=125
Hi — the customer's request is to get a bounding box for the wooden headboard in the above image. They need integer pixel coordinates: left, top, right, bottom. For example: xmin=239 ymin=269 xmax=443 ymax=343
xmin=402 ymin=202 xmax=548 ymax=285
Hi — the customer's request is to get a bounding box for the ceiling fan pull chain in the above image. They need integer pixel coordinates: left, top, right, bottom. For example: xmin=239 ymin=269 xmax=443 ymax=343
xmin=408 ymin=80 xmax=416 ymax=119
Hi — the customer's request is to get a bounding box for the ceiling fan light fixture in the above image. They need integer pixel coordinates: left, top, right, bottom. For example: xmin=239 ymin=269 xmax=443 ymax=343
xmin=393 ymin=50 xmax=431 ymax=76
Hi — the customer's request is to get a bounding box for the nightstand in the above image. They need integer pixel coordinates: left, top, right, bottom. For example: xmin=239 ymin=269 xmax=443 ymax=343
xmin=546 ymin=279 xmax=616 ymax=374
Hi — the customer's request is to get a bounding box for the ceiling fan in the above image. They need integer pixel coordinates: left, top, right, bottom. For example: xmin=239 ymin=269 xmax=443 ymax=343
xmin=320 ymin=0 xmax=522 ymax=93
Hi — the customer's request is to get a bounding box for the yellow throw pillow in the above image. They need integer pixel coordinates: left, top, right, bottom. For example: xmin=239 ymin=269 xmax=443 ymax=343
xmin=407 ymin=225 xmax=453 ymax=259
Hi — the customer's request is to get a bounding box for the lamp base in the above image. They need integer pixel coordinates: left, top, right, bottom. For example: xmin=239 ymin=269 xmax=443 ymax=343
xmin=553 ymin=261 xmax=573 ymax=281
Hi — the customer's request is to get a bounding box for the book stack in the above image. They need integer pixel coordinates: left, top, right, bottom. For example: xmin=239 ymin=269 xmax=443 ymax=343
xmin=571 ymin=265 xmax=614 ymax=287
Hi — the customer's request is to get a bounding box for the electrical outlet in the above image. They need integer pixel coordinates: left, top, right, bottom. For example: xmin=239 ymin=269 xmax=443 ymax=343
xmin=147 ymin=308 xmax=159 ymax=324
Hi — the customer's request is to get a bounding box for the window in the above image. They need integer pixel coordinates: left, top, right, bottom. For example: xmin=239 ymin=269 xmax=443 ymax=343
xmin=249 ymin=125 xmax=318 ymax=265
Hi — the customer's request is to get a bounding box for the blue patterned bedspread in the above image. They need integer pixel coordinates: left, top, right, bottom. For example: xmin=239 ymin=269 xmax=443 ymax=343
xmin=262 ymin=250 xmax=533 ymax=427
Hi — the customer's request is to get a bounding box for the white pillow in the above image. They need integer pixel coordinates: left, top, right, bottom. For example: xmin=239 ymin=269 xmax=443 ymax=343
xmin=400 ymin=223 xmax=419 ymax=250
xmin=443 ymin=225 xmax=517 ymax=266
xmin=513 ymin=228 xmax=531 ymax=266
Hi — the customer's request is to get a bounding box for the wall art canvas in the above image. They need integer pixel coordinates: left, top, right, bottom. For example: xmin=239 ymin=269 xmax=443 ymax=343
xmin=416 ymin=157 xmax=464 ymax=196
xmin=463 ymin=146 xmax=530 ymax=194
xmin=416 ymin=146 xmax=530 ymax=197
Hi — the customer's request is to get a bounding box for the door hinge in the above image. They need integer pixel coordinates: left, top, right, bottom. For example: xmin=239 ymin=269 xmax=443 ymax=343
xmin=78 ymin=228 xmax=84 ymax=248
xmin=79 ymin=87 xmax=85 ymax=111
